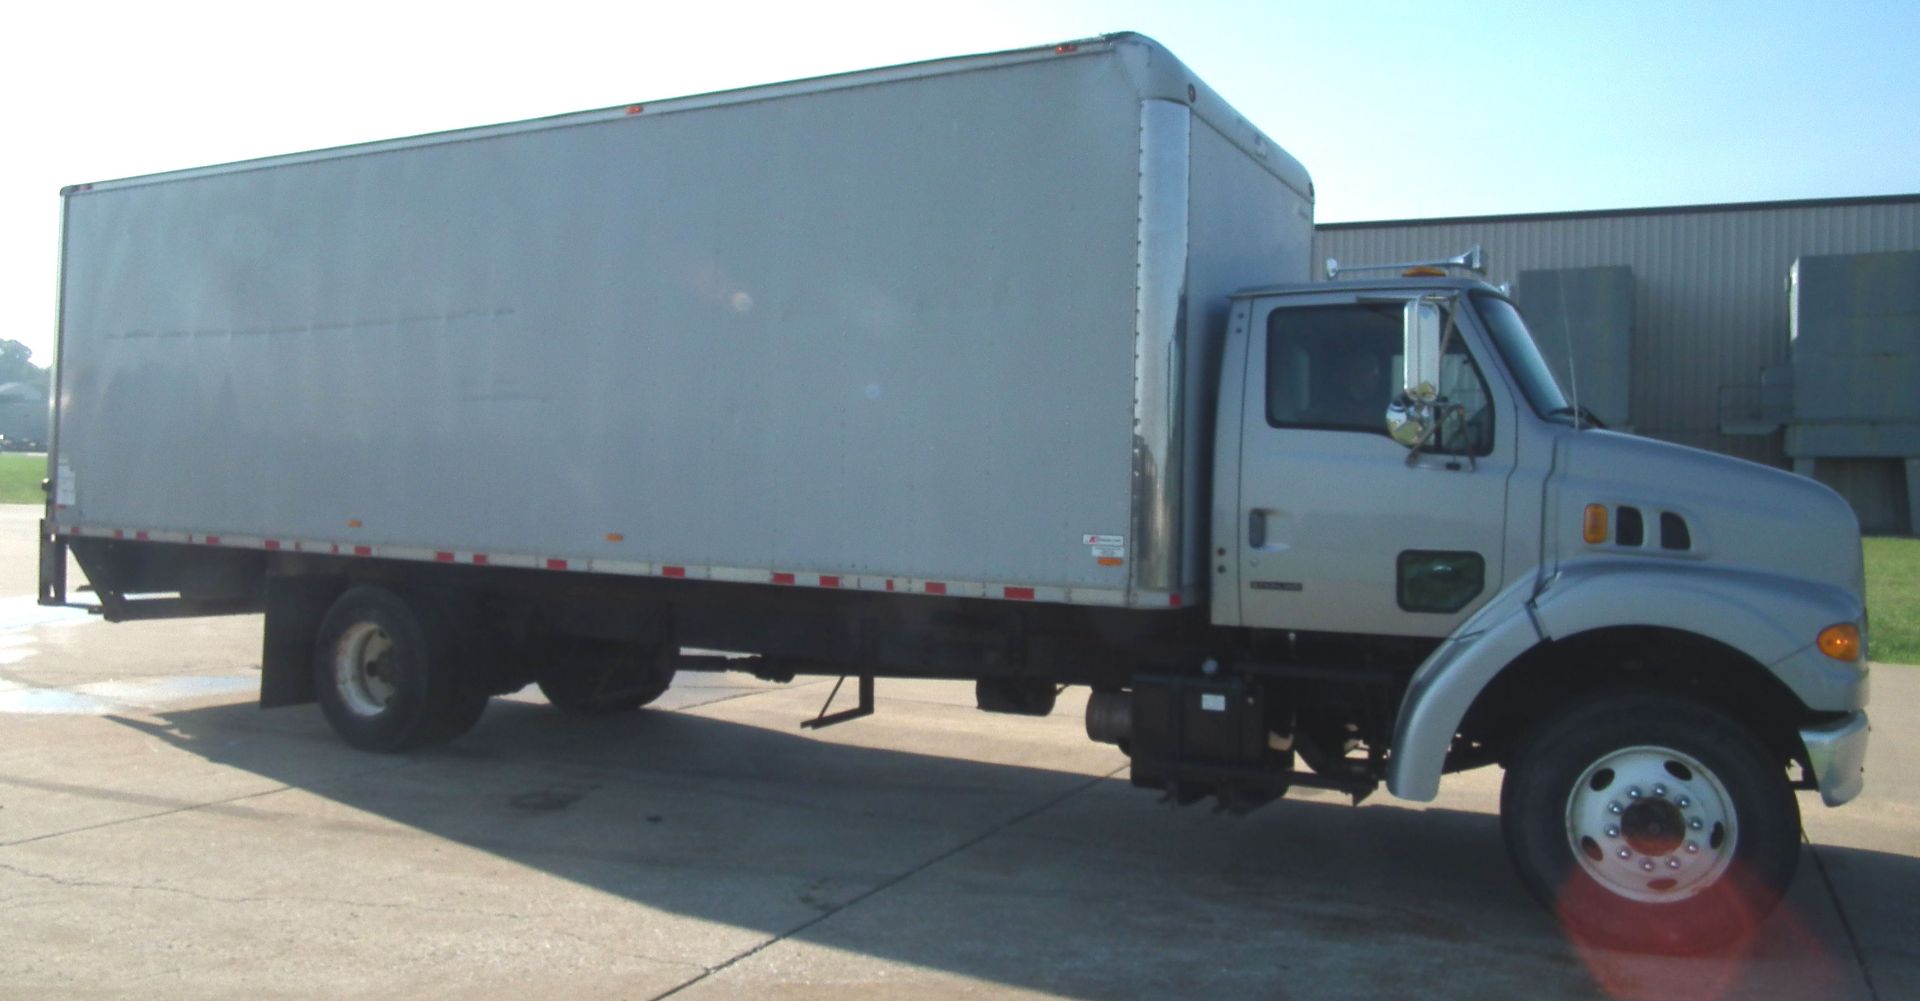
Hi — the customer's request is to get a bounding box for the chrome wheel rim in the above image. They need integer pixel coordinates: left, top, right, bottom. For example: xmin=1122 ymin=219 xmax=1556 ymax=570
xmin=333 ymin=622 xmax=397 ymax=717
xmin=1564 ymin=744 xmax=1737 ymax=903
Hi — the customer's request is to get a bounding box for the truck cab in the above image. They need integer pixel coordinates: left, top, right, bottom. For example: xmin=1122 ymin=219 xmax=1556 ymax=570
xmin=1177 ymin=268 xmax=1871 ymax=950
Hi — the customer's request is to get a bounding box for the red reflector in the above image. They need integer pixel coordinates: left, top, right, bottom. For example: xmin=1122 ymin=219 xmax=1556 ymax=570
xmin=1170 ymin=594 xmax=1183 ymax=607
xmin=1005 ymin=586 xmax=1035 ymax=601
xmin=204 ymin=536 xmax=221 ymax=546
xmin=136 ymin=531 xmax=149 ymax=541
xmin=663 ymin=566 xmax=686 ymax=578
xmin=773 ymin=572 xmax=796 ymax=585
xmin=625 ymin=104 xmax=645 ymax=115
xmin=546 ymin=558 xmax=568 ymax=570
xmin=472 ymin=554 xmax=489 ymax=565
xmin=925 ymin=582 xmax=947 ymax=595
xmin=70 ymin=526 xmax=83 ymax=536
xmin=820 ymin=576 xmax=840 ymax=588
xmin=885 ymin=580 xmax=895 ymax=591
xmin=353 ymin=545 xmax=372 ymax=557
xmin=113 ymin=530 xmax=125 ymax=539
xmin=1055 ymin=43 xmax=1078 ymax=54
xmin=435 ymin=552 xmax=455 ymax=563
xmin=265 ymin=539 xmax=281 ymax=550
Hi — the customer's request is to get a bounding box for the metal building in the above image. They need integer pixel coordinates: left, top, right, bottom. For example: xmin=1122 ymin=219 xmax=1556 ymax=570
xmin=1314 ymin=194 xmax=1920 ymax=533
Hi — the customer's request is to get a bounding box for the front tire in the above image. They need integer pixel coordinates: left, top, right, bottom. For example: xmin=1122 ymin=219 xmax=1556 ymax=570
xmin=1500 ymin=693 xmax=1801 ymax=953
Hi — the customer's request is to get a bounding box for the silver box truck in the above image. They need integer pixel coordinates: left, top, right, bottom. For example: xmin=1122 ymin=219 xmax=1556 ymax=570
xmin=42 ymin=34 xmax=1870 ymax=952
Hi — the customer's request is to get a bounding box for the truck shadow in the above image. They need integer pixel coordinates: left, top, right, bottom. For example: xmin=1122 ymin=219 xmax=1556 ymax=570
xmin=113 ymin=686 xmax=1892 ymax=1001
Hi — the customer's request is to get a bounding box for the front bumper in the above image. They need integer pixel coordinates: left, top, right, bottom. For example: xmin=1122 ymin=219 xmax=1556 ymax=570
xmin=1801 ymin=711 xmax=1870 ymax=807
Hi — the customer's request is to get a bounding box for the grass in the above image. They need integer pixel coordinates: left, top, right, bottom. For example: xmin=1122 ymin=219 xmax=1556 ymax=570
xmin=0 ymin=453 xmax=45 ymax=504
xmin=1865 ymin=535 xmax=1920 ymax=665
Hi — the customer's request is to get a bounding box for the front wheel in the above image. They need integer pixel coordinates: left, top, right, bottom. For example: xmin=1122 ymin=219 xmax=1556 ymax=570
xmin=1500 ymin=693 xmax=1801 ymax=953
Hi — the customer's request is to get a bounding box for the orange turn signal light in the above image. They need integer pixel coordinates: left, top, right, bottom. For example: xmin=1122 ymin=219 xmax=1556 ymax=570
xmin=1817 ymin=623 xmax=1861 ymax=662
xmin=1582 ymin=504 xmax=1608 ymax=544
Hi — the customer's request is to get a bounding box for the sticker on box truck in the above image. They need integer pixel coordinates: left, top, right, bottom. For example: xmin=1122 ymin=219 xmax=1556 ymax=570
xmin=1091 ymin=546 xmax=1127 ymax=559
xmin=1082 ymin=534 xmax=1125 ymax=547
xmin=55 ymin=461 xmax=75 ymax=508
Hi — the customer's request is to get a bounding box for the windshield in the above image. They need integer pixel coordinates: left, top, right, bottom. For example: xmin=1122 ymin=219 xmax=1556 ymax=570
xmin=1471 ymin=292 xmax=1571 ymax=419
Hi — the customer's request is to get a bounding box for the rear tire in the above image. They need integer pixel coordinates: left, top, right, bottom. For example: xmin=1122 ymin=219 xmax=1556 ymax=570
xmin=536 ymin=641 xmax=676 ymax=715
xmin=313 ymin=586 xmax=476 ymax=751
xmin=1501 ymin=693 xmax=1800 ymax=953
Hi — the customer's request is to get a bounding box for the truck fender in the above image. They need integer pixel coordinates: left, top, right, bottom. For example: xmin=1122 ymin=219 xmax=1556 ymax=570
xmin=1385 ymin=558 xmax=1866 ymax=801
xmin=1385 ymin=574 xmax=1544 ymax=801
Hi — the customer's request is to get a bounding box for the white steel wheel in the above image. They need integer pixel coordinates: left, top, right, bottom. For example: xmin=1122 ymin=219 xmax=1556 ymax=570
xmin=332 ymin=621 xmax=399 ymax=718
xmin=1563 ymin=745 xmax=1737 ymax=903
xmin=1501 ymin=693 xmax=1800 ymax=954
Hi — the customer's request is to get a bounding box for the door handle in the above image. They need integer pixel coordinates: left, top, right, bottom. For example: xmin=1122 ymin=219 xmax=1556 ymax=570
xmin=1248 ymin=509 xmax=1267 ymax=549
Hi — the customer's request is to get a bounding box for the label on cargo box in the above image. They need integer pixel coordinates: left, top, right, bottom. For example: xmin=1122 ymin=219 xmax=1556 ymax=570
xmin=1199 ymin=693 xmax=1227 ymax=712
xmin=1082 ymin=534 xmax=1125 ymax=547
xmin=55 ymin=462 xmax=75 ymax=508
xmin=1090 ymin=546 xmax=1127 ymax=559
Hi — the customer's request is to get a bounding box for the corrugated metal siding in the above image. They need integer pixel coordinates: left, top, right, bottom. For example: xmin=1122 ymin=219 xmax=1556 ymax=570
xmin=1314 ymin=197 xmax=1920 ymax=467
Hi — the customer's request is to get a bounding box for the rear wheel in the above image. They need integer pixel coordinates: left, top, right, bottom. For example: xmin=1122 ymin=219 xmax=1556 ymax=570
xmin=313 ymin=586 xmax=482 ymax=751
xmin=1500 ymin=693 xmax=1800 ymax=953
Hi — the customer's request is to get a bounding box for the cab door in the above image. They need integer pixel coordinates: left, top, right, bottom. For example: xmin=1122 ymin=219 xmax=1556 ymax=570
xmin=1233 ymin=292 xmax=1516 ymax=637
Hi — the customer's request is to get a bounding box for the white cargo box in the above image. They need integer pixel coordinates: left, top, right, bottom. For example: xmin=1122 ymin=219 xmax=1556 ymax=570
xmin=51 ymin=34 xmax=1312 ymax=608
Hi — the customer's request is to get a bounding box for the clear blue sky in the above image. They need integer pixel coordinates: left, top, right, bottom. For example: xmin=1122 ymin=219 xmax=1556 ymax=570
xmin=5 ymin=0 xmax=1918 ymax=365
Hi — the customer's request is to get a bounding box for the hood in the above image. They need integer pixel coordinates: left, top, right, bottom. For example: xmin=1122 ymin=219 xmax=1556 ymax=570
xmin=1547 ymin=430 xmax=1864 ymax=597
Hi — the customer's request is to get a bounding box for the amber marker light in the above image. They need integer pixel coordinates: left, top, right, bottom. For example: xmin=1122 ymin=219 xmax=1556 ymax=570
xmin=1817 ymin=623 xmax=1861 ymax=661
xmin=1582 ymin=504 xmax=1608 ymax=544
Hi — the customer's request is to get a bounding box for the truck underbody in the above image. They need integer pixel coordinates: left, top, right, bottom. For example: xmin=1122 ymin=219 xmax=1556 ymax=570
xmin=53 ymin=531 xmax=1435 ymax=805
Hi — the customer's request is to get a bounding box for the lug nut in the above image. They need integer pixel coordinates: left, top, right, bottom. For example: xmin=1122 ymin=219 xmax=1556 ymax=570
xmin=1628 ymin=787 xmax=1642 ymax=799
xmin=1668 ymin=858 xmax=1682 ymax=870
xmin=1610 ymin=803 xmax=1623 ymax=815
xmin=1686 ymin=842 xmax=1699 ymax=854
xmin=1690 ymin=818 xmax=1703 ymax=830
xmin=1605 ymin=826 xmax=1620 ymax=838
xmin=1676 ymin=796 xmax=1690 ymax=808
xmin=1640 ymin=859 xmax=1656 ymax=871
xmin=1653 ymin=784 xmax=1667 ymax=797
xmin=1617 ymin=848 xmax=1632 ymax=860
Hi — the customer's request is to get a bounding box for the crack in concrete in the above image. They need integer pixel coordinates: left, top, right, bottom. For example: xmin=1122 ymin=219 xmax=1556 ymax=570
xmin=1806 ymin=836 xmax=1882 ymax=1001
xmin=646 ymin=763 xmax=1128 ymax=1000
xmin=0 ymin=784 xmax=302 ymax=849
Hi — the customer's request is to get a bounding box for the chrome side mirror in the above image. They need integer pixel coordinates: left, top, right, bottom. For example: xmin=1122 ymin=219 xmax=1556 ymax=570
xmin=1390 ymin=299 xmax=1444 ymax=447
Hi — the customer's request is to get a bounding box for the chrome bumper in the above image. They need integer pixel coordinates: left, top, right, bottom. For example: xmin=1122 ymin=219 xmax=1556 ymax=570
xmin=1801 ymin=711 xmax=1869 ymax=807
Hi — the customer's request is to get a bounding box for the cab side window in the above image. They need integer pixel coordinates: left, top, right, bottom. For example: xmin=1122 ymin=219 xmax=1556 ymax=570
xmin=1265 ymin=303 xmax=1398 ymax=434
xmin=1266 ymin=302 xmax=1494 ymax=455
xmin=1434 ymin=341 xmax=1494 ymax=456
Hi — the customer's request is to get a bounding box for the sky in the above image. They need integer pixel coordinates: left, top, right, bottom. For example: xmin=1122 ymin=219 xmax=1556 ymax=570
xmin=4 ymin=0 xmax=1918 ymax=366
